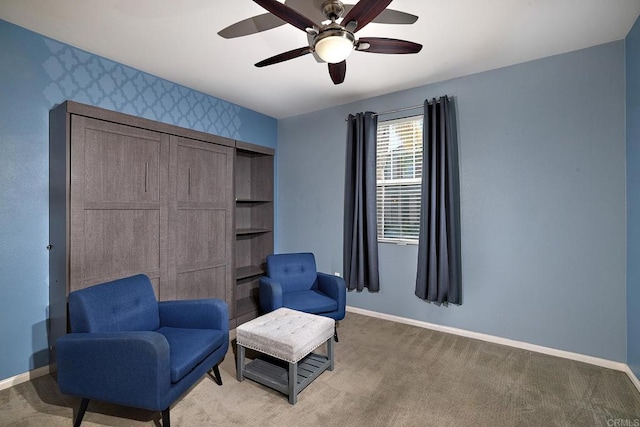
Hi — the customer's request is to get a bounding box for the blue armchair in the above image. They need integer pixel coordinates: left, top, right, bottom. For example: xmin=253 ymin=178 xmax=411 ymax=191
xmin=56 ymin=274 xmax=229 ymax=426
xmin=259 ymin=252 xmax=346 ymax=340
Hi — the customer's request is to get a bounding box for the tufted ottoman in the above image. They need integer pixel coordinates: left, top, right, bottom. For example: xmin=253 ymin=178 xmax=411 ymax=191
xmin=236 ymin=307 xmax=335 ymax=404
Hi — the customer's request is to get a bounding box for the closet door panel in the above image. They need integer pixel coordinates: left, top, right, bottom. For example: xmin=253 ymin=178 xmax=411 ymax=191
xmin=70 ymin=116 xmax=169 ymax=292
xmin=83 ymin=210 xmax=161 ymax=279
xmin=176 ymin=209 xmax=227 ymax=266
xmin=83 ymin=122 xmax=161 ymax=203
xmin=166 ymin=136 xmax=234 ymax=312
xmin=176 ymin=142 xmax=229 ymax=204
xmin=175 ymin=266 xmax=227 ymax=300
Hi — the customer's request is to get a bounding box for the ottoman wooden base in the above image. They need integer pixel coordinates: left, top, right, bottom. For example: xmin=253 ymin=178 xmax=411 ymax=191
xmin=236 ymin=308 xmax=335 ymax=404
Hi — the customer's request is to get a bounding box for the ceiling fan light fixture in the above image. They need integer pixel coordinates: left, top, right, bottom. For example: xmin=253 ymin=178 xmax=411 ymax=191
xmin=314 ymin=29 xmax=355 ymax=63
xmin=244 ymin=0 xmax=422 ymax=85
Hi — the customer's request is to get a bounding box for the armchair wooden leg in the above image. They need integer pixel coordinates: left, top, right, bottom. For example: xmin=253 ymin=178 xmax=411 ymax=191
xmin=334 ymin=324 xmax=339 ymax=342
xmin=73 ymin=398 xmax=90 ymax=427
xmin=162 ymin=408 xmax=170 ymax=427
xmin=211 ymin=365 xmax=223 ymax=386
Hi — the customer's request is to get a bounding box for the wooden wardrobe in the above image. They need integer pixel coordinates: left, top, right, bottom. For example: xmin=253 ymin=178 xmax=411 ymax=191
xmin=49 ymin=101 xmax=273 ymax=367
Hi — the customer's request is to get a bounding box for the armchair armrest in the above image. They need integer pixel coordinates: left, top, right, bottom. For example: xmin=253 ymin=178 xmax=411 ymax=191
xmin=259 ymin=276 xmax=283 ymax=312
xmin=317 ymin=272 xmax=347 ymax=318
xmin=56 ymin=331 xmax=171 ymax=411
xmin=159 ymin=299 xmax=228 ymax=331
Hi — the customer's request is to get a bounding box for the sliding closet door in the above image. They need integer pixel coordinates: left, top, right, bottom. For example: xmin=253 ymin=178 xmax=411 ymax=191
xmin=69 ymin=116 xmax=169 ymax=296
xmin=166 ymin=136 xmax=234 ymax=315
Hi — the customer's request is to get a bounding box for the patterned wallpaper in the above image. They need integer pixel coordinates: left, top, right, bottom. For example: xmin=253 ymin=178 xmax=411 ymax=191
xmin=41 ymin=38 xmax=243 ymax=139
xmin=0 ymin=18 xmax=277 ymax=381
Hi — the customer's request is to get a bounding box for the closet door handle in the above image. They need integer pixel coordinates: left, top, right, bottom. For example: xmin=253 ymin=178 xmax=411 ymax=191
xmin=144 ymin=162 xmax=149 ymax=193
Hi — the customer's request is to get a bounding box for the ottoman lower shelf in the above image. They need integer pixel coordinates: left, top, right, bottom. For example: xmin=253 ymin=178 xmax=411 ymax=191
xmin=235 ymin=308 xmax=336 ymax=404
xmin=243 ymin=352 xmax=331 ymax=398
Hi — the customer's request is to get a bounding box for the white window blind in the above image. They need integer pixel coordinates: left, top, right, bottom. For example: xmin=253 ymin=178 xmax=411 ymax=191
xmin=376 ymin=115 xmax=424 ymax=243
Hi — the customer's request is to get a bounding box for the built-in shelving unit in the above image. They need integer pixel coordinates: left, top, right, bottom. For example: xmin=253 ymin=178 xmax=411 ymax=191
xmin=234 ymin=141 xmax=274 ymax=326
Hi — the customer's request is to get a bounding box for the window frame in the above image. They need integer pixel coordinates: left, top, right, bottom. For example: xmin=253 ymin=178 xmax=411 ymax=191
xmin=376 ymin=114 xmax=424 ymax=245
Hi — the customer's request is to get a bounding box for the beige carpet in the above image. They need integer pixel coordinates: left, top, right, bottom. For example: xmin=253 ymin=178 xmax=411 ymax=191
xmin=1 ymin=312 xmax=639 ymax=426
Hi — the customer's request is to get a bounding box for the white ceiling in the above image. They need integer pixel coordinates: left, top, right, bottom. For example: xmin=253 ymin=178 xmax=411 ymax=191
xmin=1 ymin=0 xmax=639 ymax=119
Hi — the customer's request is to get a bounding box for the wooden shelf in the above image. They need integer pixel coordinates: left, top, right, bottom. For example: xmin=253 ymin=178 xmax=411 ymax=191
xmin=241 ymin=352 xmax=332 ymax=404
xmin=236 ymin=296 xmax=259 ymax=317
xmin=236 ymin=265 xmax=265 ymax=280
xmin=236 ymin=228 xmax=271 ymax=236
xmin=236 ymin=199 xmax=272 ymax=203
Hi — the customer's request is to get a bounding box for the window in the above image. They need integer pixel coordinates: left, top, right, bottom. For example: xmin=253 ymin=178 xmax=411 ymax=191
xmin=376 ymin=115 xmax=423 ymax=243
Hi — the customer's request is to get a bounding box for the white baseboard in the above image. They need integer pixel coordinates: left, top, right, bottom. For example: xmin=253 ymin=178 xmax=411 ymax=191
xmin=346 ymin=306 xmax=632 ymax=375
xmin=624 ymin=365 xmax=640 ymax=394
xmin=3 ymin=312 xmax=639 ymax=396
xmin=0 ymin=365 xmax=50 ymax=392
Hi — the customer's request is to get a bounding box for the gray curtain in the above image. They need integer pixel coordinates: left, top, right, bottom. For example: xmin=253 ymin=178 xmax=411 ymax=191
xmin=344 ymin=112 xmax=380 ymax=292
xmin=415 ymin=97 xmax=461 ymax=304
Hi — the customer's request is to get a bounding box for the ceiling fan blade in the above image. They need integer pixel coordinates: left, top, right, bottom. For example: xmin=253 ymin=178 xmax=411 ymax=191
xmin=328 ymin=61 xmax=346 ymax=85
xmin=357 ymin=37 xmax=423 ymax=54
xmin=218 ymin=12 xmax=285 ymax=39
xmin=341 ymin=5 xmax=418 ymax=25
xmin=284 ymin=0 xmax=417 ymax=25
xmin=373 ymin=8 xmax=418 ymax=25
xmin=253 ymin=0 xmax=316 ymax=32
xmin=255 ymin=46 xmax=312 ymax=67
xmin=342 ymin=0 xmax=392 ymax=32
xmin=285 ymin=0 xmax=331 ymax=23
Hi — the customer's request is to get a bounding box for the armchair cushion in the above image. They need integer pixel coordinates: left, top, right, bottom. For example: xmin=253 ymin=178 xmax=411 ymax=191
xmin=159 ymin=299 xmax=228 ymax=331
xmin=259 ymin=253 xmax=346 ymax=322
xmin=68 ymin=274 xmax=159 ymax=333
xmin=283 ymin=290 xmax=338 ymax=314
xmin=156 ymin=327 xmax=226 ymax=383
xmin=266 ymin=252 xmax=318 ymax=292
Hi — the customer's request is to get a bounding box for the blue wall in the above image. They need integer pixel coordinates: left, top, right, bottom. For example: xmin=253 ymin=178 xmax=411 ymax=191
xmin=278 ymin=41 xmax=627 ymax=362
xmin=627 ymin=16 xmax=640 ymax=379
xmin=1 ymin=14 xmax=636 ymax=383
xmin=0 ymin=19 xmax=277 ymax=382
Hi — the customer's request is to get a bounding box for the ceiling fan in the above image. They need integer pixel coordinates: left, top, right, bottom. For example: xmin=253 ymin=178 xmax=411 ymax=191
xmin=235 ymin=0 xmax=423 ymax=85
xmin=218 ymin=0 xmax=418 ymax=39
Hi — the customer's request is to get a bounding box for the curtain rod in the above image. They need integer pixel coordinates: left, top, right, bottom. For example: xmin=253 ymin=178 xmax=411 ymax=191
xmin=345 ymin=97 xmax=450 ymax=121
xmin=373 ymin=104 xmax=423 ymax=117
